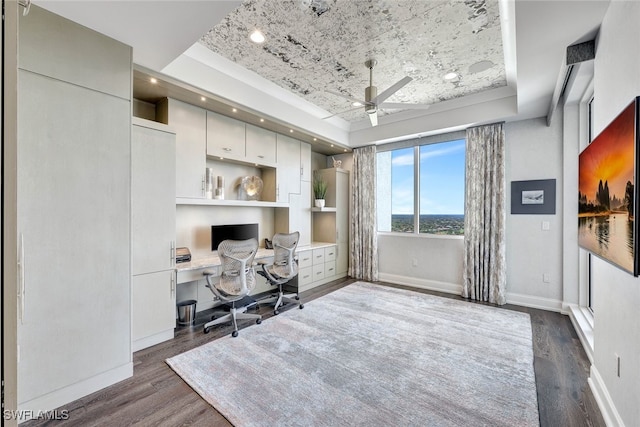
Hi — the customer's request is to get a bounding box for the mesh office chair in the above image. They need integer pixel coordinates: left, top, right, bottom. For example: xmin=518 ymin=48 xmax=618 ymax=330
xmin=257 ymin=232 xmax=304 ymax=315
xmin=202 ymin=238 xmax=262 ymax=337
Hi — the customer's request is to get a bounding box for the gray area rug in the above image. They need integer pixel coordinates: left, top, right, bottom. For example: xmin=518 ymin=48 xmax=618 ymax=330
xmin=166 ymin=282 xmax=539 ymax=426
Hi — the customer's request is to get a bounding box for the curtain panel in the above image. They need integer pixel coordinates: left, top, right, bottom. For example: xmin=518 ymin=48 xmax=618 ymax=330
xmin=463 ymin=123 xmax=507 ymax=305
xmin=349 ymin=145 xmax=379 ymax=281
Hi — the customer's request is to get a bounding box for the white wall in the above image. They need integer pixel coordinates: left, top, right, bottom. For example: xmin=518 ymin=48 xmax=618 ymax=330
xmin=590 ymin=2 xmax=640 ymax=425
xmin=504 ymin=114 xmax=564 ymax=310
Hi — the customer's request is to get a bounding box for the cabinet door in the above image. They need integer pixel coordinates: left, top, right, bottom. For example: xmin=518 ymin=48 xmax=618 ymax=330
xmin=298 ymin=180 xmax=312 ymax=246
xmin=132 ymin=123 xmax=176 ymax=275
xmin=300 ymin=142 xmax=311 ymax=182
xmin=132 ymin=271 xmax=176 ymax=342
xmin=207 ymin=111 xmax=246 ymax=161
xmin=246 ymin=124 xmax=276 ymax=166
xmin=166 ymin=99 xmax=206 ymax=198
xmin=276 ymin=134 xmax=301 ymax=202
xmin=336 ymin=170 xmax=350 ymax=245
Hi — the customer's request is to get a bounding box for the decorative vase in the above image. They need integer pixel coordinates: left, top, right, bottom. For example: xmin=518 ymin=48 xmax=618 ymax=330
xmin=315 ymin=199 xmax=325 ymax=208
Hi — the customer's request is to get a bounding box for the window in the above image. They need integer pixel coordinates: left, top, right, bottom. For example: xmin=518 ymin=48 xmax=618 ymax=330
xmin=377 ymin=138 xmax=465 ymax=235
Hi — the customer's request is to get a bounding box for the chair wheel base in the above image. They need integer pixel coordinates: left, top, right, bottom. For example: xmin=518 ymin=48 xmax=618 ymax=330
xmin=256 ymin=318 xmax=262 ymax=324
xmin=274 ymin=309 xmax=280 ymax=315
xmin=299 ymin=304 xmax=304 ymax=309
xmin=203 ymin=327 xmax=211 ymax=334
xmin=232 ymin=330 xmax=239 ymax=338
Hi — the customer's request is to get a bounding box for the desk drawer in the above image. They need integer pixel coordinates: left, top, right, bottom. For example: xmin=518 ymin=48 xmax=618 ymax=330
xmin=312 ymin=248 xmax=325 ymax=265
xmin=324 ymin=261 xmax=336 ymax=278
xmin=297 ymin=250 xmax=313 ymax=269
xmin=324 ymin=246 xmax=336 ymax=262
xmin=299 ymin=266 xmax=313 ymax=287
xmin=177 ymin=266 xmax=219 ymax=284
xmin=312 ymin=263 xmax=325 ymax=281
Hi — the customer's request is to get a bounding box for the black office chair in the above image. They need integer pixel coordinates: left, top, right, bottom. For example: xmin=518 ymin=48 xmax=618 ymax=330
xmin=202 ymin=238 xmax=262 ymax=337
xmin=257 ymin=232 xmax=304 ymax=315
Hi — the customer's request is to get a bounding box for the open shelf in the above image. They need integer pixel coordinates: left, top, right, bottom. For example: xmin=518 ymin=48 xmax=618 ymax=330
xmin=176 ymin=197 xmax=289 ymax=208
xmin=311 ymin=207 xmax=337 ymax=212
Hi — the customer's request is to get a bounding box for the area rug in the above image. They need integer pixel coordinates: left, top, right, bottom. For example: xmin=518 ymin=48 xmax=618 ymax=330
xmin=166 ymin=282 xmax=539 ymax=426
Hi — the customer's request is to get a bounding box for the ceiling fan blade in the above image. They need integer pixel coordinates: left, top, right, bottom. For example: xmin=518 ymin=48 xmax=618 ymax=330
xmin=326 ymin=89 xmax=367 ymax=106
xmin=368 ymin=112 xmax=378 ymax=127
xmin=379 ymin=102 xmax=430 ymax=110
xmin=371 ymin=76 xmax=413 ymax=104
xmin=321 ymin=105 xmax=366 ymax=120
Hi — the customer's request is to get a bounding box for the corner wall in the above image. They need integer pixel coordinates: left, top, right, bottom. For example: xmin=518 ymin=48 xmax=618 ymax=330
xmin=590 ymin=2 xmax=640 ymax=425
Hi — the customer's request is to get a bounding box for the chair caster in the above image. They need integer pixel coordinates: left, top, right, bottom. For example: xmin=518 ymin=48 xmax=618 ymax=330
xmin=256 ymin=318 xmax=262 ymax=324
xmin=274 ymin=309 xmax=280 ymax=315
xmin=299 ymin=304 xmax=304 ymax=309
xmin=204 ymin=327 xmax=210 ymax=334
xmin=232 ymin=330 xmax=239 ymax=338
xmin=295 ymin=296 xmax=300 ymax=300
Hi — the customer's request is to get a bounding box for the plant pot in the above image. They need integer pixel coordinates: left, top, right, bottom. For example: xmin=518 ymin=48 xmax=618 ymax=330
xmin=315 ymin=199 xmax=325 ymax=208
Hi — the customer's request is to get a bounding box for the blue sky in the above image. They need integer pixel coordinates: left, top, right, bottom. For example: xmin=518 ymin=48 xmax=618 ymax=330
xmin=391 ymin=139 xmax=466 ymax=215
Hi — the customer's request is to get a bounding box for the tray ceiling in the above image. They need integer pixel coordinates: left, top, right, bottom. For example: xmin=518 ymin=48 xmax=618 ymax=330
xmin=199 ymin=0 xmax=507 ymax=123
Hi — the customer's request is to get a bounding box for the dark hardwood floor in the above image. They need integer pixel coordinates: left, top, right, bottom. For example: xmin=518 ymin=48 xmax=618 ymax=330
xmin=24 ymin=279 xmax=605 ymax=426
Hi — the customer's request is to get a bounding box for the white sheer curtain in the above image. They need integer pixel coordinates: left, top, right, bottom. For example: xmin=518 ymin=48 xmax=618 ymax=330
xmin=463 ymin=123 xmax=506 ymax=305
xmin=349 ymin=145 xmax=378 ymax=281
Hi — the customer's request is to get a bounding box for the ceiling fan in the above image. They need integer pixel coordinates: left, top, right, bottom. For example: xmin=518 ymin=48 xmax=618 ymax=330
xmin=325 ymin=59 xmax=431 ymax=126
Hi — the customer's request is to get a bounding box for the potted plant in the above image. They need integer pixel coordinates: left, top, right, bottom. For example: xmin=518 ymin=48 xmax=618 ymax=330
xmin=313 ymin=171 xmax=328 ymax=208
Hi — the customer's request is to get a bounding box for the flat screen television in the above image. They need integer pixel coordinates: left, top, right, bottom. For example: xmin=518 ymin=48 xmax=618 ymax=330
xmin=211 ymin=223 xmax=259 ymax=251
xmin=578 ymin=97 xmax=640 ymax=276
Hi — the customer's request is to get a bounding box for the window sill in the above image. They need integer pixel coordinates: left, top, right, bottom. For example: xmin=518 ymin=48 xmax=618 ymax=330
xmin=377 ymin=231 xmax=464 ymax=240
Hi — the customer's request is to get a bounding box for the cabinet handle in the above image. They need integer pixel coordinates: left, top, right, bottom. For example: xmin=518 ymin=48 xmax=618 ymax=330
xmin=170 ymin=241 xmax=175 ymax=266
xmin=170 ymin=274 xmax=175 ymax=297
xmin=201 ymin=175 xmax=205 ymax=197
xmin=258 ymin=155 xmax=265 ymax=159
xmin=223 ymin=147 xmax=232 ymax=152
xmin=18 ymin=233 xmax=25 ymax=324
xmin=300 ymin=166 xmax=303 ymax=176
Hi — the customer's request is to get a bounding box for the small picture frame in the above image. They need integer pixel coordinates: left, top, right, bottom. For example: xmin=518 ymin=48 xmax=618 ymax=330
xmin=511 ymin=179 xmax=556 ymax=214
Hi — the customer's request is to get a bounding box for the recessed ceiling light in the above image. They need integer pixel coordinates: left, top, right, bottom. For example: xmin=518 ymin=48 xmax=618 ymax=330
xmin=260 ymin=118 xmax=265 ymax=122
xmin=443 ymin=72 xmax=458 ymax=81
xmin=313 ymin=138 xmax=317 ymax=141
xmin=289 ymin=129 xmax=293 ymax=133
xmin=352 ymin=102 xmax=363 ymax=107
xmin=150 ymin=78 xmax=157 ymax=84
xmin=343 ymin=149 xmax=347 ymax=152
xmin=200 ymin=96 xmax=206 ymax=102
xmin=249 ymin=29 xmax=265 ymax=44
xmin=232 ymin=108 xmax=237 ymax=113
xmin=331 ymin=144 xmax=334 ymax=147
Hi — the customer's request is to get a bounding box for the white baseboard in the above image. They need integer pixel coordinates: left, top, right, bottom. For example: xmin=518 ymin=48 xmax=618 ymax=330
xmin=378 ymin=273 xmax=462 ymax=295
xmin=564 ymin=303 xmax=594 ymax=363
xmin=504 ymin=291 xmax=563 ymax=312
xmin=589 ymin=365 xmax=625 ymax=427
xmin=132 ymin=329 xmax=174 ymax=353
xmin=18 ymin=362 xmax=133 ymax=422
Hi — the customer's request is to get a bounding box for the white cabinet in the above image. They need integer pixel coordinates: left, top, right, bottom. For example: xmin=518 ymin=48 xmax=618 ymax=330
xmin=276 ymin=134 xmax=301 ymax=202
xmin=246 ymin=123 xmax=276 ymax=166
xmin=132 ymin=271 xmax=176 ymax=349
xmin=131 ymin=119 xmax=177 ymax=351
xmin=301 ymin=142 xmax=311 ymax=182
xmin=313 ymin=168 xmax=350 ymax=276
xmin=295 ymin=244 xmax=338 ymax=291
xmin=17 ymin=6 xmax=132 ymax=409
xmin=206 ymin=111 xmax=246 ymax=161
xmin=157 ymin=98 xmax=206 ymax=199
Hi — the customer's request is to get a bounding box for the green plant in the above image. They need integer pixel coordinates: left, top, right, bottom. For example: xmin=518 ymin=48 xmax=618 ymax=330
xmin=313 ymin=172 xmax=328 ymax=199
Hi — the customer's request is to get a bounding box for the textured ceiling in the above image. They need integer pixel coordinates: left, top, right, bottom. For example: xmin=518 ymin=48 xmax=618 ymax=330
xmin=199 ymin=0 xmax=506 ymax=123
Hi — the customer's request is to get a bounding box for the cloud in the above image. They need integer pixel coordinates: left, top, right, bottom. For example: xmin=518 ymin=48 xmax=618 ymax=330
xmin=420 ymin=141 xmax=465 ymax=161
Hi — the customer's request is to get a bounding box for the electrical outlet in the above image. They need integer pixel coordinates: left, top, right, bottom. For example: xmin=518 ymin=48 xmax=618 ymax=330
xmin=411 ymin=258 xmax=418 ymax=267
xmin=543 ymin=273 xmax=550 ymax=283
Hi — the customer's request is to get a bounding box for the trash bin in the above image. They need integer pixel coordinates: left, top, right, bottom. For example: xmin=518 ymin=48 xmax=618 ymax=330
xmin=176 ymin=300 xmax=197 ymax=326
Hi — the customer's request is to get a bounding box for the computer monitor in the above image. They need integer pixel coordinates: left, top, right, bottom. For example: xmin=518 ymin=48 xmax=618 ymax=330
xmin=211 ymin=223 xmax=259 ymax=251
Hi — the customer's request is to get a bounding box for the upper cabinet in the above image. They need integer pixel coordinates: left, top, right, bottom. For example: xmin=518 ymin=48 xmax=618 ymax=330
xmin=301 ymin=142 xmax=311 ymax=182
xmin=206 ymin=111 xmax=246 ymax=161
xmin=246 ymin=124 xmax=277 ymax=166
xmin=157 ymin=98 xmax=206 ymax=199
xmin=276 ymin=134 xmax=302 ymax=202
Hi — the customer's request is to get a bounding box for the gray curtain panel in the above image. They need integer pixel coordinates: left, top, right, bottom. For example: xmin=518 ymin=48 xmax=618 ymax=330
xmin=349 ymin=146 xmax=379 ymax=281
xmin=463 ymin=123 xmax=506 ymax=305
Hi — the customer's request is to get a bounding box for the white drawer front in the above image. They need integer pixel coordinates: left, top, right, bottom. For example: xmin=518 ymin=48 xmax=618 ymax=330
xmin=299 ymin=266 xmax=313 ymax=286
xmin=324 ymin=246 xmax=336 ymax=262
xmin=324 ymin=261 xmax=336 ymax=278
xmin=312 ymin=248 xmax=325 ymax=265
xmin=298 ymin=250 xmax=313 ymax=269
xmin=312 ymin=263 xmax=325 ymax=281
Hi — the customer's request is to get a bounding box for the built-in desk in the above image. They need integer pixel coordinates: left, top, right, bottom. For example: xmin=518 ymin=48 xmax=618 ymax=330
xmin=175 ymin=242 xmax=342 ymax=312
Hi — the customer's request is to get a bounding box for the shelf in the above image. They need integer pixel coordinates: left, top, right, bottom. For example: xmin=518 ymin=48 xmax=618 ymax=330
xmin=311 ymin=207 xmax=337 ymax=212
xmin=176 ymin=198 xmax=289 ymax=208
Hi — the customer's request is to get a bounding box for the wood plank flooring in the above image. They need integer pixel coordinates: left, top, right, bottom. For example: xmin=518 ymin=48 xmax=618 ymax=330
xmin=23 ymin=279 xmax=605 ymax=426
